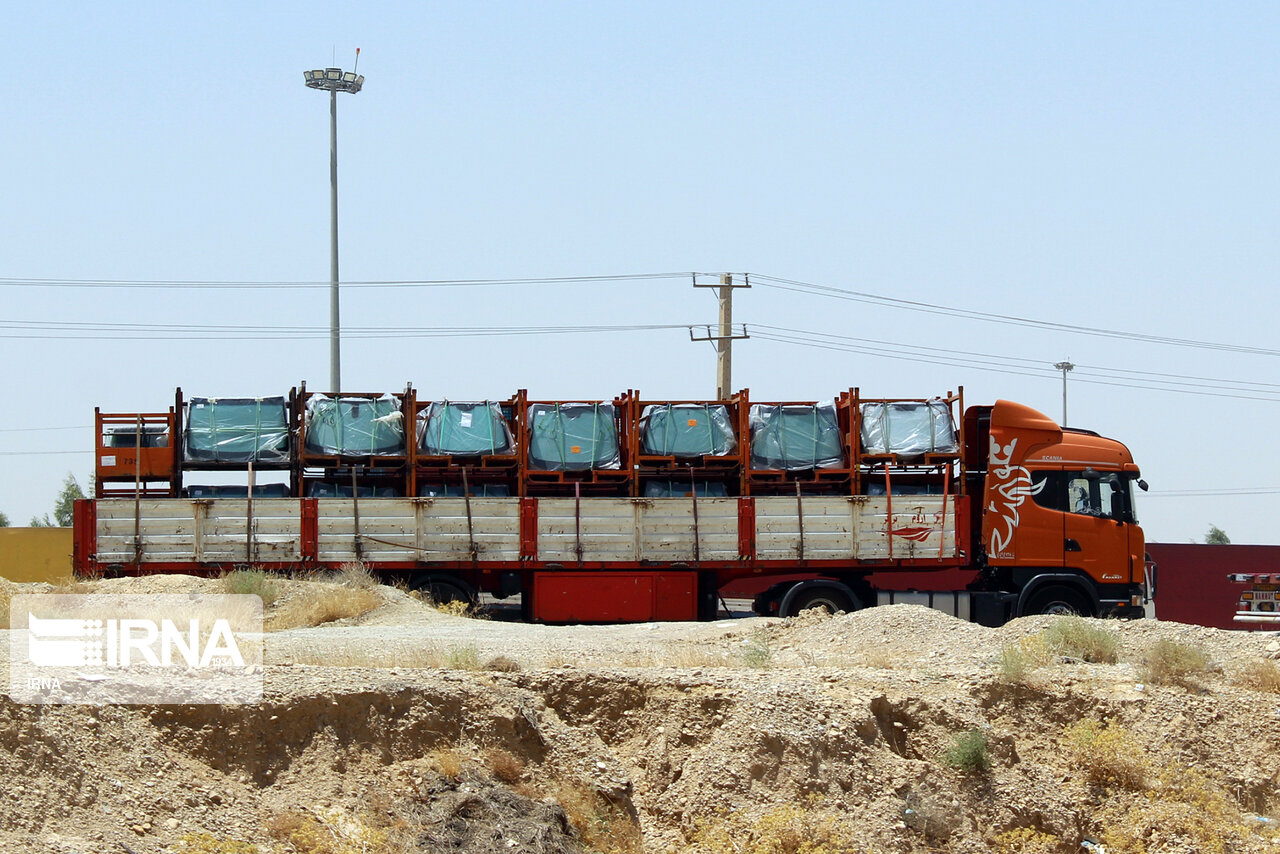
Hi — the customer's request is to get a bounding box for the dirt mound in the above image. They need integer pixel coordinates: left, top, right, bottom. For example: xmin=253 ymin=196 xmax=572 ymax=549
xmin=3 ymin=578 xmax=1280 ymax=853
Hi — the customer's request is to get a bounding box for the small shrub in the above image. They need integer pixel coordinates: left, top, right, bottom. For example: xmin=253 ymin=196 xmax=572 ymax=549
xmin=483 ymin=654 xmax=521 ymax=672
xmin=1099 ymin=764 xmax=1262 ymax=853
xmin=1143 ymin=638 xmax=1213 ymax=687
xmin=1235 ymin=658 xmax=1280 ymax=693
xmin=176 ymin=832 xmax=263 ymax=854
xmin=485 ymin=747 xmax=525 ymax=784
xmin=446 ymin=645 xmax=481 ymax=670
xmin=432 ymin=598 xmax=477 ymax=618
xmin=1043 ymin=616 xmax=1118 ymax=664
xmin=554 ymin=781 xmax=643 ymax=854
xmin=991 ymin=827 xmax=1061 ymax=854
xmin=692 ymin=803 xmax=859 ymax=854
xmin=739 ymin=630 xmax=774 ymax=668
xmin=997 ymin=635 xmax=1051 ymax=683
xmin=221 ymin=568 xmax=280 ymax=608
xmin=1064 ymin=720 xmax=1147 ymax=788
xmin=942 ymin=729 xmax=990 ymax=774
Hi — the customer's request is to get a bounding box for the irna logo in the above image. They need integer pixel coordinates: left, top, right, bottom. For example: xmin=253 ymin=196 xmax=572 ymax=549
xmin=27 ymin=614 xmax=244 ymax=668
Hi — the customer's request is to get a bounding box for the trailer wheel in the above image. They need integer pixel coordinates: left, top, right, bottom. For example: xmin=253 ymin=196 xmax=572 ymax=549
xmin=409 ymin=574 xmax=474 ymax=607
xmin=785 ymin=587 xmax=858 ymax=617
xmin=1024 ymin=585 xmax=1093 ymax=617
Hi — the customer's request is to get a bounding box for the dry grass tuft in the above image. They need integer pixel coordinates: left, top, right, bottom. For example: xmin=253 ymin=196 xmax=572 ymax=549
xmin=990 ymin=827 xmax=1061 ymax=854
xmin=691 ymin=803 xmax=859 ymax=854
xmin=996 ymin=635 xmax=1051 ymax=684
xmin=483 ymin=654 xmax=522 ymax=672
xmin=1234 ymin=658 xmax=1280 ymax=693
xmin=266 ymin=586 xmax=382 ymax=631
xmin=1064 ymin=720 xmax=1148 ymax=789
xmin=485 ymin=747 xmax=526 ymax=784
xmin=446 ymin=645 xmax=482 ymax=670
xmin=336 ymin=561 xmax=378 ymax=589
xmin=1042 ymin=616 xmax=1119 ymax=663
xmin=1142 ymin=638 xmax=1213 ymax=687
xmin=221 ymin=568 xmax=281 ymax=608
xmin=428 ymin=747 xmax=465 ymax=781
xmin=0 ymin=582 xmax=13 ymax=630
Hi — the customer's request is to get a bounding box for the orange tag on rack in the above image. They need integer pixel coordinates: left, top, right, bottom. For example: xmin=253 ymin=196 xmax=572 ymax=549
xmin=687 ymin=419 xmax=698 ymax=426
xmin=570 ymin=445 xmax=582 ymax=454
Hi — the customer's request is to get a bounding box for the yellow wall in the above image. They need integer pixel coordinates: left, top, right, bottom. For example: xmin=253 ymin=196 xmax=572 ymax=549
xmin=0 ymin=528 xmax=74 ymax=583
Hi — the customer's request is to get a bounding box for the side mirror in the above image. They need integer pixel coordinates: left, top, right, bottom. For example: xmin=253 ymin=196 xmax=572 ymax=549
xmin=1137 ymin=479 xmax=1149 ymax=492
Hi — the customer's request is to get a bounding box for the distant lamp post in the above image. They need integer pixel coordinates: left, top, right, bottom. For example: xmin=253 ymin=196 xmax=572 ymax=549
xmin=1053 ymin=360 xmax=1075 ymax=426
xmin=304 ymin=55 xmax=365 ymax=392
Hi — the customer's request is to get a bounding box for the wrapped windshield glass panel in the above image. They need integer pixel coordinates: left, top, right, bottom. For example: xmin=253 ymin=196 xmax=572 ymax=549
xmin=749 ymin=403 xmax=845 ymax=470
xmin=418 ymin=401 xmax=514 ymax=456
xmin=184 ymin=397 xmax=289 ymax=463
xmin=640 ymin=404 xmax=736 ymax=457
xmin=527 ymin=403 xmax=621 ymax=471
xmin=183 ymin=484 xmax=291 ymax=498
xmin=306 ymin=482 xmax=402 ymax=498
xmin=304 ymin=395 xmax=405 ymax=456
xmin=417 ymin=483 xmax=512 ymax=497
xmin=860 ymin=401 xmax=958 ymax=457
xmin=106 ymin=425 xmax=170 ymax=448
xmin=642 ymin=480 xmax=730 ymax=498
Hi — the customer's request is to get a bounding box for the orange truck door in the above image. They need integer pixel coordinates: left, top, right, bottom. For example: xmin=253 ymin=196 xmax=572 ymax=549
xmin=1062 ymin=471 xmax=1130 ymax=585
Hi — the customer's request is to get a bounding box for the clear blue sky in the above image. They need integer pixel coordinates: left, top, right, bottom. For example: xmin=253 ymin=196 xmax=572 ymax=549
xmin=3 ymin=2 xmax=1278 ymax=543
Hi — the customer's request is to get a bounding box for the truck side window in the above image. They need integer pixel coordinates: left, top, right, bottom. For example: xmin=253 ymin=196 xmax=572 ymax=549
xmin=1066 ymin=472 xmax=1128 ymax=521
xmin=1029 ymin=471 xmax=1065 ymax=511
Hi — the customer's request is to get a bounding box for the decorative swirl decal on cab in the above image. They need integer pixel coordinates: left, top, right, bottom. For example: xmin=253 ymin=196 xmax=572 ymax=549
xmin=987 ymin=435 xmax=1045 ymax=558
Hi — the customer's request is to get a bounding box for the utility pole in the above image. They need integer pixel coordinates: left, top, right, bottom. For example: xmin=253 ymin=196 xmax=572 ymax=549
xmin=1053 ymin=360 xmax=1075 ymax=426
xmin=690 ymin=273 xmax=750 ymax=398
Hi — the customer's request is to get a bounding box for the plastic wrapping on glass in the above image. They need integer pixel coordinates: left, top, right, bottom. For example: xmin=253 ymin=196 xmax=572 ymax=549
xmin=642 ymin=480 xmax=730 ymax=498
xmin=306 ymin=482 xmax=402 ymax=498
xmin=859 ymin=401 xmax=958 ymax=457
xmin=105 ymin=426 xmax=170 ymax=449
xmin=527 ymin=403 xmax=621 ymax=471
xmin=182 ymin=484 xmax=291 ymax=498
xmin=418 ymin=401 xmax=514 ymax=456
xmin=639 ymin=404 xmax=737 ymax=457
xmin=304 ymin=395 xmax=405 ymax=456
xmin=417 ymin=483 xmax=512 ymax=497
xmin=749 ymin=402 xmax=845 ymax=470
xmin=184 ymin=397 xmax=289 ymax=463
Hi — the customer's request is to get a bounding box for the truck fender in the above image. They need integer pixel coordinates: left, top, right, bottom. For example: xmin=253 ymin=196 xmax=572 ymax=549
xmin=777 ymin=579 xmax=862 ymax=618
xmin=1015 ymin=573 xmax=1099 ymax=618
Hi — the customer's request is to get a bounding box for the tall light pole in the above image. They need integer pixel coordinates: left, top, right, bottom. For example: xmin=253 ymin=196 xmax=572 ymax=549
xmin=1053 ymin=360 xmax=1075 ymax=426
xmin=304 ymin=58 xmax=364 ymax=392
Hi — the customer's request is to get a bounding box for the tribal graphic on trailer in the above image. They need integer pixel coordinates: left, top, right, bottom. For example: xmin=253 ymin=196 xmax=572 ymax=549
xmin=986 ymin=435 xmax=1044 ymax=558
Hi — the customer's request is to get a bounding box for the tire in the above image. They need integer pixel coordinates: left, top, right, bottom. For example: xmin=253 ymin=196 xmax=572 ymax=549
xmin=409 ymin=574 xmax=473 ymax=606
xmin=784 ymin=586 xmax=859 ymax=617
xmin=1023 ymin=584 xmax=1094 ymax=617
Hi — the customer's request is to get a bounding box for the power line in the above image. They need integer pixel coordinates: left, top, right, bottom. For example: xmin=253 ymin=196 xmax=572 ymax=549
xmin=0 ymin=272 xmax=696 ymax=290
xmin=0 ymin=321 xmax=694 ymax=341
xmin=750 ymin=274 xmax=1280 ymax=358
xmin=750 ymin=327 xmax=1280 ymax=402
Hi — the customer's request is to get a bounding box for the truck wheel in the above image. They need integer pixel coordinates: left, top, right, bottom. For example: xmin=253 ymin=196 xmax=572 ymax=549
xmin=410 ymin=575 xmax=473 ymax=606
xmin=1024 ymin=585 xmax=1093 ymax=617
xmin=785 ymin=587 xmax=858 ymax=617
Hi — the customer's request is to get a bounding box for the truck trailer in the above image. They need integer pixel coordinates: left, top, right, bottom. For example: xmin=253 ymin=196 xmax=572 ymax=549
xmin=73 ymin=385 xmax=1150 ymax=625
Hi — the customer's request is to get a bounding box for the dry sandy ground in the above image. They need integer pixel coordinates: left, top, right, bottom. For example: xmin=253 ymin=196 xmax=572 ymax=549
xmin=2 ymin=574 xmax=1280 ymax=853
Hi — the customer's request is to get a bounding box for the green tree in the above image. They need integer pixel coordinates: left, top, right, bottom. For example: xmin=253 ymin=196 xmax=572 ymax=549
xmin=0 ymin=511 xmax=10 ymax=527
xmin=1205 ymin=525 xmax=1231 ymax=545
xmin=30 ymin=473 xmax=87 ymax=528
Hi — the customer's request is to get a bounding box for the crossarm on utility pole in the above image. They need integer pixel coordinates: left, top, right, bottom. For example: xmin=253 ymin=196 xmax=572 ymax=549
xmin=691 ymin=273 xmax=751 ymax=399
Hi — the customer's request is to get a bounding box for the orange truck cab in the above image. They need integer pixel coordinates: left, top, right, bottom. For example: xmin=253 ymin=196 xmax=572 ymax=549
xmin=970 ymin=400 xmax=1148 ymax=619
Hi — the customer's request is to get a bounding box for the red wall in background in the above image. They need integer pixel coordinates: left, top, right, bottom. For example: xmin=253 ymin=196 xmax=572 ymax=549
xmin=1147 ymin=543 xmax=1280 ymax=631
